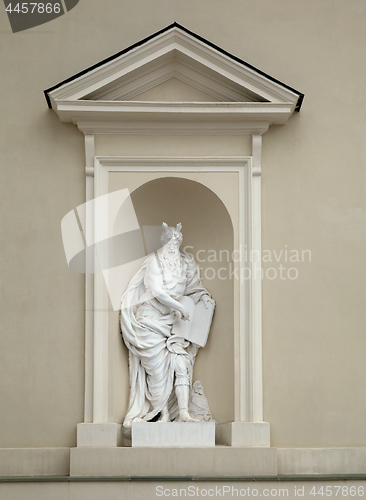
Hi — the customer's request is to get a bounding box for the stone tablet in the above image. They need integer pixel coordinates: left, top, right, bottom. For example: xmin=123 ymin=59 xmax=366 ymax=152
xmin=172 ymin=296 xmax=214 ymax=347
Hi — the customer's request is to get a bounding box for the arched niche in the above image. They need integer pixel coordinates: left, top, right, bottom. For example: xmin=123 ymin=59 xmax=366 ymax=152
xmin=110 ymin=176 xmax=235 ymax=425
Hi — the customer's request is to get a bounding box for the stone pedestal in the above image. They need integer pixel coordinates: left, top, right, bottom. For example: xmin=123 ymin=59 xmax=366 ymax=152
xmin=77 ymin=423 xmax=123 ymax=447
xmin=216 ymin=422 xmax=270 ymax=447
xmin=131 ymin=422 xmax=215 ymax=447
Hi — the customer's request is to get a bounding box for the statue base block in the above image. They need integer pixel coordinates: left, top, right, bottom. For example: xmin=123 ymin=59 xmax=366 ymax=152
xmin=131 ymin=422 xmax=215 ymax=447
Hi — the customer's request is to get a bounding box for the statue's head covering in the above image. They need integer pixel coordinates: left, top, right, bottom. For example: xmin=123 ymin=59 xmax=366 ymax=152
xmin=161 ymin=222 xmax=183 ymax=246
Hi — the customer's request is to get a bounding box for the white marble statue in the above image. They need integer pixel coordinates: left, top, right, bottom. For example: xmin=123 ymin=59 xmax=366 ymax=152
xmin=120 ymin=223 xmax=215 ymax=427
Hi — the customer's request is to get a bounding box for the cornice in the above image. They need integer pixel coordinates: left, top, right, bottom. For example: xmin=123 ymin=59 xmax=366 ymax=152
xmin=76 ymin=120 xmax=270 ymax=136
xmin=52 ymin=100 xmax=293 ymax=127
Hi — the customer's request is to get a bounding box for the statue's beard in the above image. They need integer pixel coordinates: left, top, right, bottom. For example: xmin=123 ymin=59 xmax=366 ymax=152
xmin=159 ymin=242 xmax=181 ymax=278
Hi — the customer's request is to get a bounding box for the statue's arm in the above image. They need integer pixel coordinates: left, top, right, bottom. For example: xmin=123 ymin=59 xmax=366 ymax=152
xmin=184 ymin=256 xmax=215 ymax=309
xmin=144 ymin=257 xmax=190 ymax=320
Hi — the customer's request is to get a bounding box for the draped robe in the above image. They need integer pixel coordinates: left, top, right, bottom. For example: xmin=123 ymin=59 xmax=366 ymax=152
xmin=120 ymin=251 xmax=209 ymax=427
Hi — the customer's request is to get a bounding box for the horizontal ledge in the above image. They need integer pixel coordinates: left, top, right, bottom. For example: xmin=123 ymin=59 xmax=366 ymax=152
xmin=51 ymin=100 xmax=294 ymax=126
xmin=2 ymin=474 xmax=366 ymax=483
xmin=56 ymin=101 xmax=293 ymax=116
xmin=278 ymin=447 xmax=366 ymax=476
xmin=58 ymin=100 xmax=292 ymax=109
xmin=2 ymin=447 xmax=366 ymax=478
xmin=70 ymin=446 xmax=277 ymax=477
xmin=0 ymin=448 xmax=70 ymax=477
xmin=95 ymin=156 xmax=251 ymax=166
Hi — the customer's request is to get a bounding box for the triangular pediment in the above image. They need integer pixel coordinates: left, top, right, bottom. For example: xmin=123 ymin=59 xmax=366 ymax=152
xmin=79 ymin=49 xmax=269 ymax=104
xmin=45 ymin=23 xmax=303 ymax=129
xmin=129 ymin=78 xmax=221 ymax=102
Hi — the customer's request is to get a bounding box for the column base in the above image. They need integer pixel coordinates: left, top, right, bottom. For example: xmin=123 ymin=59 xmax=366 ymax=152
xmin=77 ymin=423 xmax=122 ymax=447
xmin=216 ymin=422 xmax=270 ymax=447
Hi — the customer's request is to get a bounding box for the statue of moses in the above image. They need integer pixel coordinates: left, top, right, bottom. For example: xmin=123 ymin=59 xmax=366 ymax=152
xmin=120 ymin=223 xmax=215 ymax=427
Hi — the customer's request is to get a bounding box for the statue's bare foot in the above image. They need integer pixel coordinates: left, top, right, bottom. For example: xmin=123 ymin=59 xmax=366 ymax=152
xmin=178 ymin=410 xmax=200 ymax=422
xmin=159 ymin=411 xmax=171 ymax=422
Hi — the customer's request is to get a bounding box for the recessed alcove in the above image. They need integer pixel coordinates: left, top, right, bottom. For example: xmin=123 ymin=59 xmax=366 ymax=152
xmin=108 ymin=176 xmax=235 ymax=426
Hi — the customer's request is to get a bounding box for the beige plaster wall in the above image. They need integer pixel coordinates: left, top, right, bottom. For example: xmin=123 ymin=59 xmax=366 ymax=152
xmin=0 ymin=0 xmax=365 ymax=449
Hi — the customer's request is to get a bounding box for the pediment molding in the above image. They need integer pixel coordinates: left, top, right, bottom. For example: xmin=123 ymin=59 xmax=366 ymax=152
xmin=45 ymin=23 xmax=303 ymax=133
